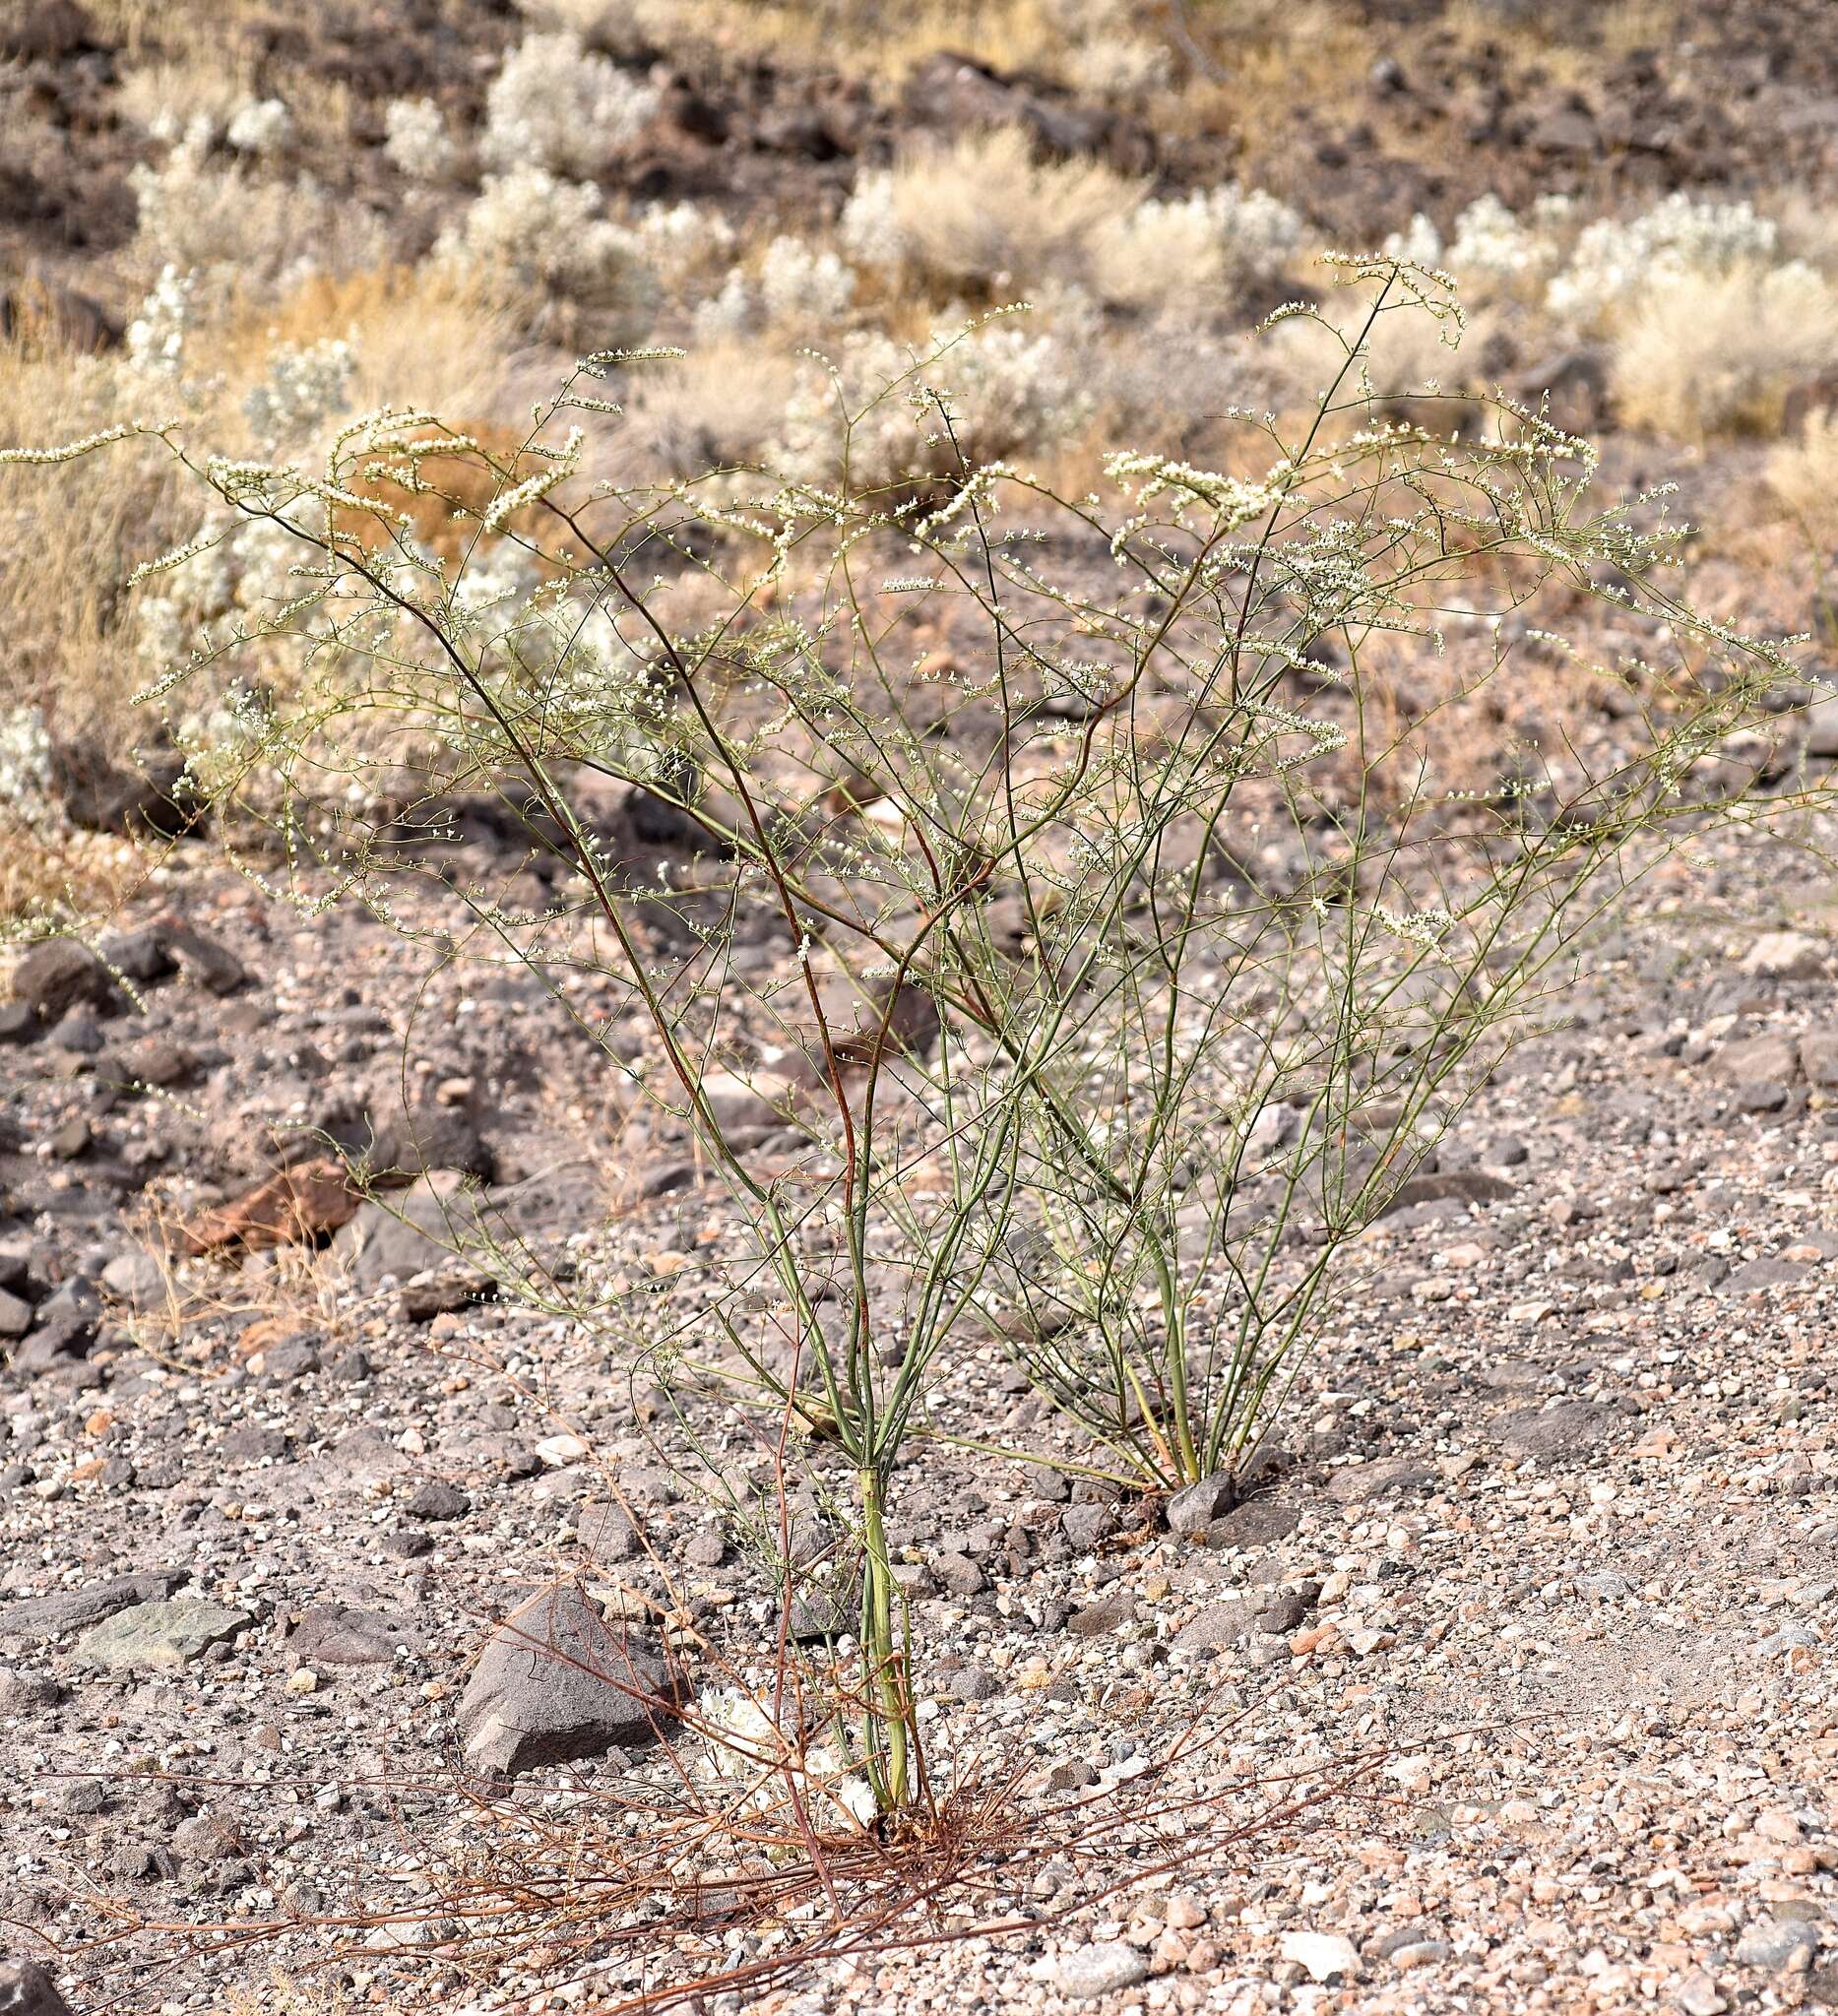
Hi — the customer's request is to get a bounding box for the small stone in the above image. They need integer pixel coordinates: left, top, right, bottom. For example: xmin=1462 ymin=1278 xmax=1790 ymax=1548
xmin=0 ymin=1290 xmax=31 ymax=1341
xmin=285 ymin=1668 xmax=319 ymax=1695
xmin=948 ymin=1666 xmax=1000 ymax=1701
xmin=1166 ymin=1471 xmax=1235 ymax=1538
xmin=170 ymin=1812 xmax=240 ymax=1862
xmin=99 ymin=1250 xmax=166 ymax=1310
xmin=1741 ymin=931 xmax=1826 ymax=980
xmin=1674 ymin=1972 xmax=1727 ymax=2016
xmin=1735 ymin=1918 xmax=1818 ymax=1971
xmin=47 ymin=1117 xmax=91 ymax=1162
xmin=1281 ymin=1930 xmax=1361 ymax=1984
xmin=1203 ymin=1498 xmax=1299 ymax=1549
xmin=1053 ymin=1941 xmax=1149 ymax=2000
xmin=1172 ymin=1601 xmax=1249 ymax=1654
xmin=931 ymin=1550 xmax=986 ymax=1597
xmin=405 ymin=1480 xmax=470 ymax=1521
xmin=290 ymin=1603 xmax=417 ymax=1667
xmin=1495 ymin=1401 xmax=1612 ymax=1464
xmin=10 ymin=939 xmax=121 ymax=1023
xmin=1066 ymin=1594 xmax=1137 ymax=1637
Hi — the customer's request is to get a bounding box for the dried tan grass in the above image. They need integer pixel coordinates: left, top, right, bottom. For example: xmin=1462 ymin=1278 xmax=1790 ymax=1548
xmin=867 ymin=126 xmax=1142 ymax=300
xmin=1765 ymin=406 xmax=1838 ymax=550
xmin=1612 ymin=266 xmax=1838 ymax=441
xmin=0 ymin=332 xmax=180 ymax=745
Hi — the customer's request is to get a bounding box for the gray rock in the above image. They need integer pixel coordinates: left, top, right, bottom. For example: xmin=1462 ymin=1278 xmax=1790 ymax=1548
xmin=405 ymin=1480 xmax=470 ymax=1521
xmin=332 ymin=1172 xmax=483 ymax=1289
xmin=14 ymin=1281 xmax=100 ymax=1371
xmin=0 ymin=1291 xmax=30 ymax=1341
xmin=1325 ymin=1460 xmax=1433 ymax=1505
xmin=931 ymin=1550 xmax=986 ymax=1597
xmin=576 ymin=1502 xmax=640 ymax=1561
xmin=947 ymin=1666 xmax=1000 ymax=1701
xmin=289 ymin=1604 xmax=420 ymax=1667
xmin=0 ymin=1570 xmax=189 ymax=1643
xmin=1166 ymin=1471 xmax=1234 ymax=1538
xmin=95 ymin=924 xmax=178 ymax=985
xmin=1203 ymin=1497 xmax=1299 ymax=1549
xmin=1741 ymin=931 xmax=1826 ymax=981
xmin=1067 ymin=1594 xmax=1137 ymax=1637
xmin=1735 ymin=1918 xmax=1818 ymax=1970
xmin=1802 ymin=1031 xmax=1838 ymax=1089
xmin=0 ymin=1961 xmax=74 ymax=2016
xmin=75 ymin=1598 xmax=251 ymax=1672
xmin=100 ymin=1250 xmax=166 ymax=1310
xmin=1720 ymin=1256 xmax=1808 ymax=1295
xmin=161 ymin=922 xmax=246 ymax=996
xmin=458 ymin=1583 xmax=680 ymax=1775
xmin=1060 ymin=1501 xmax=1118 ymax=1549
xmin=1172 ymin=1600 xmax=1250 ymax=1654
xmin=9 ymin=939 xmax=120 ymax=1023
xmin=1378 ymin=1168 xmax=1513 ymax=1218
xmin=0 ymin=1667 xmax=61 ymax=1714
xmin=1495 ymin=1402 xmax=1613 ymax=1464
xmin=1054 ymin=1941 xmax=1149 ymax=2000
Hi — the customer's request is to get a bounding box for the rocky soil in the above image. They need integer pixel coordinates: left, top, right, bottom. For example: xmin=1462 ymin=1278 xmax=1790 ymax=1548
xmin=3 ymin=797 xmax=1838 ymax=2015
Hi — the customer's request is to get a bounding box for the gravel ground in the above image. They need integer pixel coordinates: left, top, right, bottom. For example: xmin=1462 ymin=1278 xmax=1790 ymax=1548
xmin=5 ymin=818 xmax=1838 ymax=2016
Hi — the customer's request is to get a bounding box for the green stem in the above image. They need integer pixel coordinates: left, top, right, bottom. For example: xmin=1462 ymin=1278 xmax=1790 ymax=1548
xmin=856 ymin=1465 xmax=911 ymax=1814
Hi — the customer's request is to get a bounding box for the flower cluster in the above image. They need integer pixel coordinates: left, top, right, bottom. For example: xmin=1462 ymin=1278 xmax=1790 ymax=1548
xmin=241 ymin=338 xmax=355 ymax=447
xmin=124 ymin=264 xmax=200 ymax=380
xmin=224 ymin=96 xmax=292 ymax=156
xmin=383 ymin=96 xmax=457 ymax=182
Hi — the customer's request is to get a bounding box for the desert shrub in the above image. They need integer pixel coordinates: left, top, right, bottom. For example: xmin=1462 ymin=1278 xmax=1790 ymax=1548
xmin=1091 ymin=182 xmax=1304 ymax=310
xmin=224 ymin=95 xmax=293 ymax=156
xmin=1612 ymin=262 xmax=1838 ymax=439
xmin=434 ymin=165 xmax=658 ymax=335
xmin=632 ymin=200 xmax=737 ymax=291
xmin=128 ymin=118 xmax=387 ymax=290
xmin=774 ymin=313 xmax=1090 ymax=491
xmin=6 ymin=257 xmax=1815 ymax=1829
xmin=1548 ymin=190 xmax=1782 ymax=326
xmin=619 ymin=338 xmax=798 ymax=474
xmin=1767 ymin=405 xmax=1838 ymax=547
xmin=759 ymin=234 xmax=859 ymax=331
xmin=480 ymin=30 xmax=659 ymax=177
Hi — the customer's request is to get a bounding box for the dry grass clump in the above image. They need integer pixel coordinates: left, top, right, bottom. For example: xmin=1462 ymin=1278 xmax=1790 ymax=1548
xmin=1612 ymin=265 xmax=1838 ymax=441
xmin=0 ymin=335 xmax=178 ymax=742
xmin=618 ymin=339 xmax=801 ymax=477
xmin=843 ymin=127 xmax=1143 ymax=301
xmin=1765 ymin=406 xmax=1838 ymax=549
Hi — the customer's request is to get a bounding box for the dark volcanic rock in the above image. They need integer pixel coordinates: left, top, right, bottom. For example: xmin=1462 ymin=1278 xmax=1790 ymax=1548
xmin=458 ymin=1584 xmax=680 ymax=1775
xmin=0 ymin=1570 xmax=189 ymax=1644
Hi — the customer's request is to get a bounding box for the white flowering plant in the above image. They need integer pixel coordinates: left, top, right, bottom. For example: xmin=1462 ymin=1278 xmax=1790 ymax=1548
xmin=5 ymin=259 xmax=1820 ymax=1818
